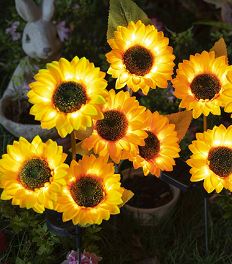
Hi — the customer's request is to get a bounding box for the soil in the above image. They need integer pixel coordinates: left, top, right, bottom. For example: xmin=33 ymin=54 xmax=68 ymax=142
xmin=4 ymin=98 xmax=40 ymax=125
xmin=122 ymin=173 xmax=173 ymax=209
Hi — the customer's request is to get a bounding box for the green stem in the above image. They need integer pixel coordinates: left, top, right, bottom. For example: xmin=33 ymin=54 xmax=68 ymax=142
xmin=203 ymin=114 xmax=209 ymax=256
xmin=203 ymin=114 xmax=207 ymax=132
xmin=71 ymin=131 xmax=76 ymax=161
xmin=70 ymin=131 xmax=81 ymax=262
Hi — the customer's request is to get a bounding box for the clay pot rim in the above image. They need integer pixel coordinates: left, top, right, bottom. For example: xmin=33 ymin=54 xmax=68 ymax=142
xmin=0 ymin=96 xmax=42 ymax=127
xmin=121 ymin=167 xmax=181 ymax=212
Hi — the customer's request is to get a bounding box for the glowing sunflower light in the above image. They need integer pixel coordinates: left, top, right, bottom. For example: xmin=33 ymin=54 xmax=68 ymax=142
xmin=222 ymin=70 xmax=232 ymax=117
xmin=55 ymin=155 xmax=133 ymax=226
xmin=187 ymin=124 xmax=232 ymax=193
xmin=106 ymin=20 xmax=175 ymax=95
xmin=172 ymin=50 xmax=232 ymax=119
xmin=28 ymin=56 xmax=108 ymax=138
xmin=81 ymin=89 xmax=148 ymax=163
xmin=0 ymin=136 xmax=68 ymax=213
xmin=129 ymin=110 xmax=180 ymax=177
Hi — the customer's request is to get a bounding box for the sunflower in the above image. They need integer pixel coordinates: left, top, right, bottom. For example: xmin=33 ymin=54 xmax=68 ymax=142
xmin=222 ymin=70 xmax=232 ymax=117
xmin=106 ymin=20 xmax=175 ymax=95
xmin=55 ymin=154 xmax=133 ymax=226
xmin=128 ymin=110 xmax=180 ymax=177
xmin=172 ymin=50 xmax=232 ymax=119
xmin=0 ymin=136 xmax=68 ymax=213
xmin=81 ymin=89 xmax=148 ymax=164
xmin=187 ymin=124 xmax=232 ymax=193
xmin=28 ymin=56 xmax=108 ymax=138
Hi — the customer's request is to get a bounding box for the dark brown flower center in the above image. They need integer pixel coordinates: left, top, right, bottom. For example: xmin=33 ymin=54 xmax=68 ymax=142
xmin=123 ymin=45 xmax=154 ymax=76
xmin=96 ymin=110 xmax=128 ymax=142
xmin=53 ymin=81 xmax=87 ymax=113
xmin=208 ymin=146 xmax=232 ymax=178
xmin=190 ymin=73 xmax=221 ymax=100
xmin=70 ymin=176 xmax=104 ymax=207
xmin=19 ymin=158 xmax=52 ymax=191
xmin=139 ymin=131 xmax=160 ymax=160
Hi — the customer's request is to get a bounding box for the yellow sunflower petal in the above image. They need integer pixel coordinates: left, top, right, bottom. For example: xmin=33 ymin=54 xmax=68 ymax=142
xmin=129 ymin=109 xmax=180 ymax=177
xmin=82 ymin=90 xmax=147 ymax=163
xmin=187 ymin=124 xmax=232 ymax=193
xmin=106 ymin=20 xmax=175 ymax=94
xmin=81 ymin=104 xmax=98 ymax=116
xmin=28 ymin=56 xmax=108 ymax=138
xmin=0 ymin=136 xmax=68 ymax=213
xmin=172 ymin=50 xmax=231 ymax=118
xmin=54 ymin=155 xmax=132 ymax=226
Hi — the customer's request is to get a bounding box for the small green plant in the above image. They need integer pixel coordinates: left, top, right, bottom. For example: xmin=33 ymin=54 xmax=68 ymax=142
xmin=11 ymin=57 xmax=42 ymax=100
xmin=82 ymin=224 xmax=102 ymax=255
xmin=214 ymin=190 xmax=232 ymax=218
xmin=9 ymin=211 xmax=40 ymax=233
xmin=170 ymin=27 xmax=198 ymax=62
xmin=31 ymin=223 xmax=60 ymax=256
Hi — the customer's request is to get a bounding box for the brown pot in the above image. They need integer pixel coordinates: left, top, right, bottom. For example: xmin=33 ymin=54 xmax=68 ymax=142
xmin=121 ymin=167 xmax=181 ymax=226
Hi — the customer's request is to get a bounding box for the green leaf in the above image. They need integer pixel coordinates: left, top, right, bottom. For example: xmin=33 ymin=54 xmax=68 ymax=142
xmin=92 ymin=224 xmax=102 ymax=233
xmin=107 ymin=0 xmax=154 ymax=40
xmin=38 ymin=244 xmax=46 ymax=255
xmin=43 ymin=223 xmax=48 ymax=232
xmin=99 ymin=53 xmax=106 ymax=60
xmin=91 ymin=235 xmax=101 ymax=241
xmin=12 ymin=75 xmax=23 ymax=87
xmin=224 ymin=211 xmax=232 ymax=218
xmin=32 ymin=237 xmax=42 ymax=245
xmin=193 ymin=20 xmax=232 ymax=30
xmin=16 ymin=257 xmax=26 ymax=264
xmin=214 ymin=196 xmax=225 ymax=204
xmin=51 ymin=236 xmax=60 ymax=243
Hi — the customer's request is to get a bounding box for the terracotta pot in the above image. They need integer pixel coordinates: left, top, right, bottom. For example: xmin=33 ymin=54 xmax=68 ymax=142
xmin=0 ymin=96 xmax=58 ymax=141
xmin=121 ymin=167 xmax=181 ymax=226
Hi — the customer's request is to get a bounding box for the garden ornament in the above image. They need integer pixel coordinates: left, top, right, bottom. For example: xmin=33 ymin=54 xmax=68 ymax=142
xmin=0 ymin=0 xmax=61 ymax=140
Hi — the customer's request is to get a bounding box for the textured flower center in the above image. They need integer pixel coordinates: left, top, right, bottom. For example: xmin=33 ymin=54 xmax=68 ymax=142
xmin=123 ymin=45 xmax=154 ymax=76
xmin=190 ymin=73 xmax=221 ymax=100
xmin=53 ymin=81 xmax=87 ymax=113
xmin=208 ymin=146 xmax=232 ymax=178
xmin=96 ymin=110 xmax=128 ymax=141
xmin=19 ymin=158 xmax=52 ymax=191
xmin=139 ymin=131 xmax=160 ymax=160
xmin=70 ymin=176 xmax=104 ymax=207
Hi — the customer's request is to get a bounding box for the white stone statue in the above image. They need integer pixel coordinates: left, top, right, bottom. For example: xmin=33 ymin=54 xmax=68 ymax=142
xmin=4 ymin=0 xmax=61 ymax=98
xmin=0 ymin=0 xmax=61 ymax=140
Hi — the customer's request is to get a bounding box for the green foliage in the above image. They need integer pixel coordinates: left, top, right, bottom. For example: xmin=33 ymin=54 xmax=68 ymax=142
xmin=170 ymin=27 xmax=198 ymax=62
xmin=0 ymin=196 xmax=102 ymax=263
xmin=82 ymin=224 xmax=102 ymax=255
xmin=214 ymin=190 xmax=232 ymax=219
xmin=193 ymin=20 xmax=232 ymax=30
xmin=139 ymin=86 xmax=180 ymax=115
xmin=11 ymin=57 xmax=44 ymax=100
xmin=31 ymin=223 xmax=60 ymax=255
xmin=54 ymin=0 xmax=110 ymax=67
xmin=0 ymin=6 xmax=25 ymax=97
xmin=9 ymin=211 xmax=39 ymax=233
